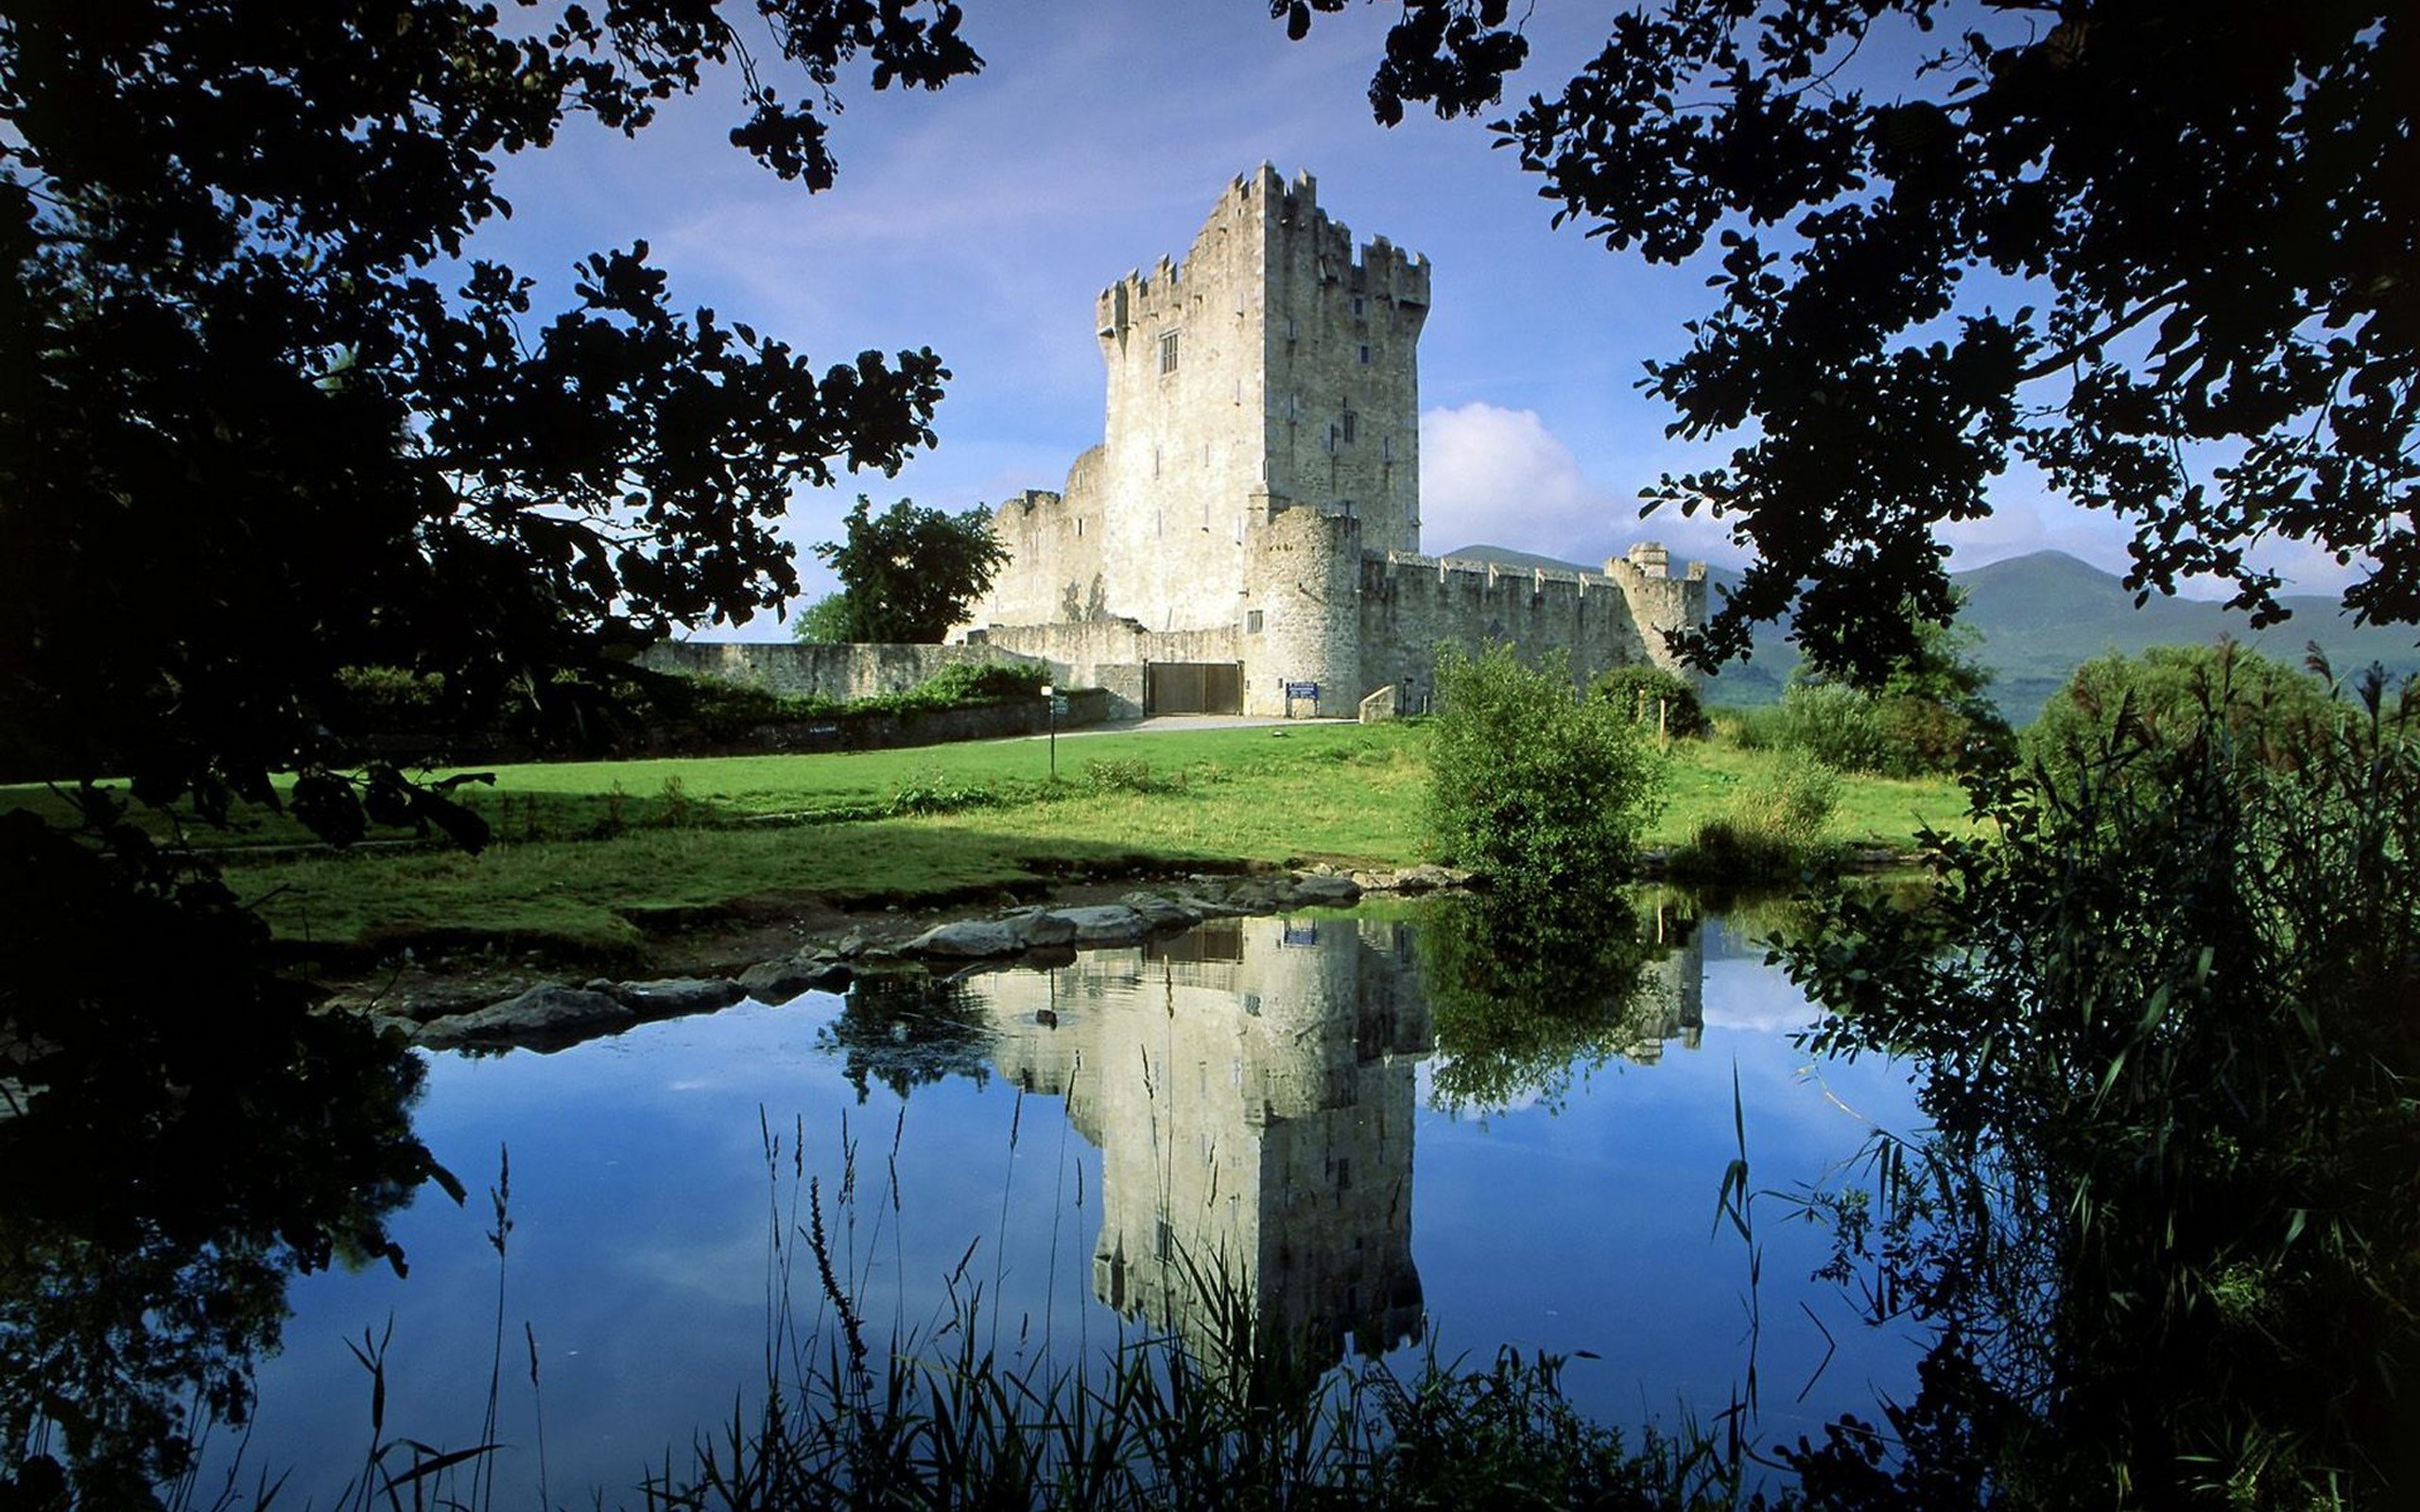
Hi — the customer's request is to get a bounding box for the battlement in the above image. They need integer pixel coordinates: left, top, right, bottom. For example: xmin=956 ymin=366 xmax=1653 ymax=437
xmin=1357 ymin=544 xmax=1709 ymax=686
xmin=1096 ymin=164 xmax=1430 ymax=342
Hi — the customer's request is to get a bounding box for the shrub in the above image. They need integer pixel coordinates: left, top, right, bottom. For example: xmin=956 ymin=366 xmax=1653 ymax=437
xmin=887 ymin=770 xmax=1005 ymax=816
xmin=912 ymin=659 xmax=1049 ymax=705
xmin=1711 ymin=704 xmax=1783 ymax=753
xmin=2023 ymin=642 xmax=2345 ymax=787
xmin=1784 ymin=668 xmax=2420 ymax=1506
xmin=1590 ymin=665 xmax=1707 ymax=738
xmin=849 ymin=660 xmax=1050 ymax=716
xmin=1773 ymin=682 xmax=1895 ymax=773
xmin=677 ymin=676 xmax=832 ymax=740
xmin=1425 ymin=643 xmax=1666 ymax=886
xmin=1670 ymin=758 xmax=1841 ymax=881
xmin=330 ymin=664 xmax=448 ymax=727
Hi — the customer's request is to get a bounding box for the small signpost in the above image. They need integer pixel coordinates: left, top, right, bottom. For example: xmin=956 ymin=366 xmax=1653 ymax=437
xmin=1282 ymin=679 xmax=1320 ymax=716
xmin=1041 ymin=684 xmax=1058 ymax=781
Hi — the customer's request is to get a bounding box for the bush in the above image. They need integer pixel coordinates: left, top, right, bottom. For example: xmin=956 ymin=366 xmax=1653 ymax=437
xmin=1670 ymin=758 xmax=1841 ymax=881
xmin=887 ymin=770 xmax=1005 ymax=816
xmin=1590 ymin=665 xmax=1707 ymax=738
xmin=1425 ymin=644 xmax=1666 ymax=886
xmin=1743 ymin=679 xmax=2007 ymax=780
xmin=1084 ymin=756 xmax=1180 ymax=794
xmin=2023 ymin=642 xmax=2345 ymax=786
xmin=1784 ymin=669 xmax=2420 ymax=1506
xmin=908 ymin=660 xmax=1050 ymax=706
xmin=1772 ymin=682 xmax=1895 ymax=773
xmin=330 ymin=664 xmax=448 ymax=727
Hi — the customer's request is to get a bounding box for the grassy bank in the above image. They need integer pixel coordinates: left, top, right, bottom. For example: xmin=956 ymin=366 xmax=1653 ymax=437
xmin=9 ymin=723 xmax=1971 ymax=959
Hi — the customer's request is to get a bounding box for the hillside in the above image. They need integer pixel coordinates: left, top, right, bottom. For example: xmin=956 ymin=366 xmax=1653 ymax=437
xmin=1437 ymin=543 xmax=2420 ymax=727
xmin=1956 ymin=552 xmax=2420 ymax=724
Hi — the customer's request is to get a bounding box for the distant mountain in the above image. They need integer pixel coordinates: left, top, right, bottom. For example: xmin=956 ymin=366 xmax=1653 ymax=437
xmin=1954 ymin=551 xmax=2420 ymax=725
xmin=1437 ymin=542 xmax=2420 ymax=727
xmin=1433 ymin=542 xmax=1609 ymax=575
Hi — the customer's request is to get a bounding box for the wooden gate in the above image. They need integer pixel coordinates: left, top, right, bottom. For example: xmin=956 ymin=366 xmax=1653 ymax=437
xmin=1143 ymin=662 xmax=1243 ymax=715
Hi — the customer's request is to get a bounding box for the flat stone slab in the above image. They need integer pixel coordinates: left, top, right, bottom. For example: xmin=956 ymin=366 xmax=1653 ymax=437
xmin=906 ymin=918 xmax=1027 ymax=957
xmin=613 ymin=977 xmax=745 ymax=1015
xmin=1046 ymin=904 xmax=1149 ymax=945
xmin=736 ymin=955 xmax=851 ymax=1005
xmin=417 ymin=985 xmax=632 ymax=1051
xmin=1121 ymin=892 xmax=1205 ymax=930
xmin=1011 ymin=911 xmax=1080 ymax=948
xmin=1288 ymin=875 xmax=1363 ymax=905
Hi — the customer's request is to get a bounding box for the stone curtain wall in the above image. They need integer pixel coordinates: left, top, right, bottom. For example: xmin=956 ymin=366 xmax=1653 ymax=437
xmin=1357 ymin=546 xmax=1712 ymax=713
xmin=636 ymin=641 xmax=1047 ymax=701
xmin=972 ymin=535 xmax=1709 ymax=720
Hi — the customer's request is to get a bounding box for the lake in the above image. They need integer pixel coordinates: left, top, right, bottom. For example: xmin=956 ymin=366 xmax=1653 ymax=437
xmin=174 ymin=895 xmax=1926 ymax=1505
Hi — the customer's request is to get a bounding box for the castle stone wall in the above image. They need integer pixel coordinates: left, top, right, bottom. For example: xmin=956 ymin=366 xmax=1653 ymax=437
xmin=973 ymin=619 xmax=1243 ymax=720
xmin=1258 ymin=169 xmax=1428 ymax=558
xmin=635 ymin=641 xmax=1044 ymax=701
xmin=1356 ymin=544 xmax=1709 ymax=708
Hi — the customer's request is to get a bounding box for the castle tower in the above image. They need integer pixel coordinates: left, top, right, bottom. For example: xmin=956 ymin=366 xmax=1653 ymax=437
xmin=976 ymin=917 xmax=1430 ymax=1367
xmin=1089 ymin=166 xmax=1431 ymax=633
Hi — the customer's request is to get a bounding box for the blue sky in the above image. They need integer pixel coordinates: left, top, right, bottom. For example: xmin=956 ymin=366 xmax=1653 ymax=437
xmin=464 ymin=2 xmax=2335 ymax=635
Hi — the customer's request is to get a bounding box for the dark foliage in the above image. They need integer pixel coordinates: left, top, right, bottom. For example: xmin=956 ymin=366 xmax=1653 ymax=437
xmin=816 ymin=495 xmax=1013 ymax=644
xmin=1283 ymin=1 xmax=2418 ymax=683
xmin=1 ymin=0 xmax=982 ymax=837
xmin=1779 ymin=669 xmax=2420 ymax=1505
xmin=0 ymin=800 xmax=455 ymax=1503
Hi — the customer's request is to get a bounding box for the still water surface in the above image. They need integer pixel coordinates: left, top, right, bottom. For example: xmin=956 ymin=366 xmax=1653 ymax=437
xmin=219 ymin=900 xmax=1925 ymax=1503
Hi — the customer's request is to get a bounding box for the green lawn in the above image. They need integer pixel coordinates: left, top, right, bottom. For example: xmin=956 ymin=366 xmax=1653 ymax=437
xmin=10 ymin=722 xmax=1971 ymax=959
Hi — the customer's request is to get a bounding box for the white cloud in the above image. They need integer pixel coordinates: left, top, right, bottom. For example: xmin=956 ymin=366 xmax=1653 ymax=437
xmin=1418 ymin=403 xmax=1735 ymax=569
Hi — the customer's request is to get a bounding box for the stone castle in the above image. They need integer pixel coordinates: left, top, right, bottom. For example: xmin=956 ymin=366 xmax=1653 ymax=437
xmin=956 ymin=165 xmax=1706 ymax=718
xmin=956 ymin=908 xmax=1707 ymax=1366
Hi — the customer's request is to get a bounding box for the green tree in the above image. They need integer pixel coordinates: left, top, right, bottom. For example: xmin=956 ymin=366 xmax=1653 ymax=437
xmin=1780 ymin=610 xmax=2013 ymax=776
xmin=1425 ymin=643 xmax=1666 ymax=885
xmin=1 ymin=0 xmax=981 ymax=836
xmin=2024 ymin=641 xmax=2346 ymax=781
xmin=1416 ymin=888 xmax=1683 ymax=1115
xmin=1281 ymin=1 xmax=2416 ymax=681
xmin=791 ymin=591 xmax=859 ymax=644
xmin=1781 ymin=671 xmax=2420 ymax=1505
xmin=816 ymin=494 xmax=1012 ymax=643
xmin=1588 ymin=664 xmax=1706 ymax=739
xmin=0 ymin=9 xmax=982 ymax=1497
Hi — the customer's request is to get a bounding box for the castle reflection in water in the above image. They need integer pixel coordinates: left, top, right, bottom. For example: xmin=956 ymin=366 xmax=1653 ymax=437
xmin=955 ymin=911 xmax=1705 ymax=1367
